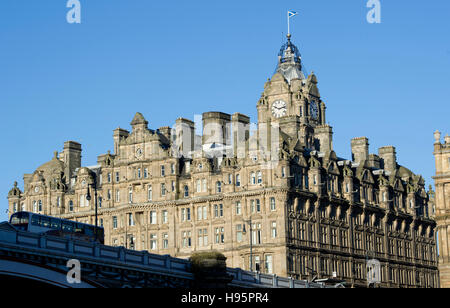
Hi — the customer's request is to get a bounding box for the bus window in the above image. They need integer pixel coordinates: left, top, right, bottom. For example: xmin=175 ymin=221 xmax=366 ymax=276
xmin=75 ymin=223 xmax=84 ymax=234
xmin=41 ymin=217 xmax=51 ymax=228
xmin=50 ymin=219 xmax=61 ymax=230
xmin=10 ymin=212 xmax=30 ymax=231
xmin=62 ymin=222 xmax=74 ymax=233
xmin=31 ymin=215 xmax=39 ymax=226
xmin=85 ymin=226 xmax=94 ymax=237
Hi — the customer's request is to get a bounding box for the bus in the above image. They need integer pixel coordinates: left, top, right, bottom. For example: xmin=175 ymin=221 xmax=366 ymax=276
xmin=9 ymin=211 xmax=104 ymax=244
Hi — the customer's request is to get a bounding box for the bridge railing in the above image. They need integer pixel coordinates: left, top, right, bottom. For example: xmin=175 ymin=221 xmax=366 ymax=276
xmin=226 ymin=268 xmax=327 ymax=288
xmin=0 ymin=225 xmax=192 ymax=276
xmin=0 ymin=225 xmax=331 ymax=288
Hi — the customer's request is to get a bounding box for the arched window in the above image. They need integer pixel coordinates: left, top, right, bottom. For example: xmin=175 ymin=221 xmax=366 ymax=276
xmin=257 ymin=171 xmax=262 ymax=184
xmin=236 ymin=174 xmax=241 ymax=187
xmin=129 ymin=187 xmax=133 ymax=203
xmin=251 ymin=172 xmax=256 ymax=185
xmin=270 ymin=197 xmax=276 ymax=211
xmin=216 ymin=181 xmax=222 ymax=193
xmin=184 ymin=185 xmax=189 ymax=198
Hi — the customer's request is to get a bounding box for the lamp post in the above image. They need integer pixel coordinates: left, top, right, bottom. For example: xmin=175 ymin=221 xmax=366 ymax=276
xmin=243 ymin=217 xmax=253 ymax=272
xmin=86 ymin=175 xmax=98 ymax=243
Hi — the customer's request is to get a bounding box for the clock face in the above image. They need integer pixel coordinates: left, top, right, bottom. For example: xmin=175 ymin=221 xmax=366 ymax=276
xmin=136 ymin=148 xmax=143 ymax=158
xmin=271 ymin=100 xmax=287 ymax=118
xmin=310 ymin=100 xmax=319 ymax=120
xmin=34 ymin=186 xmax=40 ymax=193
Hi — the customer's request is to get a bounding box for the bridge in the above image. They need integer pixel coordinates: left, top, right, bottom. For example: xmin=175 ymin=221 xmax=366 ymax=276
xmin=0 ymin=222 xmax=335 ymax=288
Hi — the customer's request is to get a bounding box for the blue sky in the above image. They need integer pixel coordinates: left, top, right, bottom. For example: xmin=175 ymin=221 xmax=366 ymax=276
xmin=0 ymin=0 xmax=449 ymax=221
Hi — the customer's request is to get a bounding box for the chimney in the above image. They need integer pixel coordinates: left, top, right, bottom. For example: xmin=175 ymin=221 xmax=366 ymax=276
xmin=63 ymin=141 xmax=82 ymax=180
xmin=231 ymin=113 xmax=250 ymax=159
xmin=158 ymin=126 xmax=172 ymax=142
xmin=315 ymin=125 xmax=333 ymax=152
xmin=351 ymin=137 xmax=369 ymax=164
xmin=202 ymin=112 xmax=231 ymax=147
xmin=113 ymin=128 xmax=129 ymax=155
xmin=175 ymin=118 xmax=195 ymax=158
xmin=378 ymin=146 xmax=397 ymax=172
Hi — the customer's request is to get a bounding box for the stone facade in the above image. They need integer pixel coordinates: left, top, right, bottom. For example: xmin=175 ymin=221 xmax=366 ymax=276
xmin=433 ymin=131 xmax=450 ymax=287
xmin=8 ymin=35 xmax=439 ymax=288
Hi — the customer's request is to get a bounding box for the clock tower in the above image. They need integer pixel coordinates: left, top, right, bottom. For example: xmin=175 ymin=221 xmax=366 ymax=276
xmin=257 ymin=34 xmax=331 ymax=152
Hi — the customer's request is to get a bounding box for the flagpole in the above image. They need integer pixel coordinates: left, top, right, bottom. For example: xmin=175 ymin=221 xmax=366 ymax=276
xmin=287 ymin=11 xmax=290 ymax=36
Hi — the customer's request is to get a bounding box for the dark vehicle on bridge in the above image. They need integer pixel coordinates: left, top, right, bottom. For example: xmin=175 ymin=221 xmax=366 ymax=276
xmin=9 ymin=212 xmax=104 ymax=244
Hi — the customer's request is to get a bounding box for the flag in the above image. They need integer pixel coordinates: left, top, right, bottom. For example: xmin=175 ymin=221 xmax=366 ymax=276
xmin=288 ymin=11 xmax=298 ymax=18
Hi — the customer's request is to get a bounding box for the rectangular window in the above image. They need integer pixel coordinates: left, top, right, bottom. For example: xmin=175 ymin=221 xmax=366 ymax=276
xmin=265 ymin=255 xmax=273 ymax=274
xmin=270 ymin=197 xmax=276 ymax=211
xmin=115 ymin=172 xmax=120 ymax=182
xmin=162 ymin=210 xmax=168 ymax=224
xmin=113 ymin=216 xmax=118 ymax=229
xmin=128 ymin=213 xmax=134 ymax=226
xmin=202 ymin=206 xmax=207 ymax=220
xmin=144 ymin=168 xmax=148 ymax=178
xmin=252 ymin=223 xmax=262 ymax=245
xmin=271 ymin=222 xmax=277 ymax=238
xmin=171 ymin=163 xmax=175 ymax=174
xmin=202 ymin=179 xmax=207 ymax=192
xmin=163 ymin=233 xmax=169 ymax=249
xmin=198 ymin=229 xmax=208 ymax=247
xmin=236 ymin=201 xmax=242 ymax=215
xmin=197 ymin=206 xmax=203 ymax=220
xmin=182 ymin=208 xmax=191 ymax=221
xmin=107 ymin=173 xmax=112 ymax=183
xmin=150 ymin=234 xmax=157 ymax=250
xmin=150 ymin=211 xmax=157 ymax=224
xmin=161 ymin=183 xmax=166 ymax=196
xmin=257 ymin=171 xmax=262 ymax=184
xmin=182 ymin=231 xmax=192 ymax=248
xmin=215 ymin=227 xmax=225 ymax=244
xmin=298 ymin=222 xmax=306 ymax=240
xmin=128 ymin=187 xmax=133 ymax=203
xmin=214 ymin=204 xmax=223 ymax=218
xmin=236 ymin=174 xmax=241 ymax=187
xmin=148 ymin=185 xmax=152 ymax=201
xmin=161 ymin=165 xmax=165 ymax=177
xmin=236 ymin=224 xmax=243 ymax=242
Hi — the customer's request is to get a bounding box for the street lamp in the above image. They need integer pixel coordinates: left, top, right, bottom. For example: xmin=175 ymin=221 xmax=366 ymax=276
xmin=243 ymin=217 xmax=253 ymax=272
xmin=85 ymin=174 xmax=98 ymax=243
